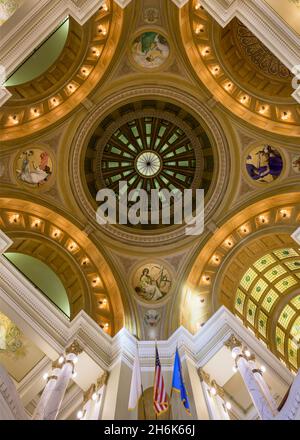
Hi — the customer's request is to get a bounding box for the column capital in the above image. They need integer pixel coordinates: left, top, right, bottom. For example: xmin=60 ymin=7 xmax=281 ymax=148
xmin=224 ymin=334 xmax=242 ymax=351
xmin=83 ymin=384 xmax=96 ymax=404
xmin=211 ymin=380 xmax=225 ymax=399
xmin=66 ymin=340 xmax=83 ymax=356
xmin=97 ymin=371 xmax=109 ymax=388
xmin=52 ymin=359 xmax=64 ymax=370
xmin=198 ymin=367 xmax=210 ymax=384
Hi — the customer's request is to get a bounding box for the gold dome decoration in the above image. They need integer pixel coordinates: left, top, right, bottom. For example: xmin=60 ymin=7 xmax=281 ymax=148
xmin=232 ymin=19 xmax=292 ymax=82
xmin=179 ymin=1 xmax=300 ymax=136
xmin=235 ymin=247 xmax=300 ymax=372
xmin=83 ymin=100 xmax=215 ymax=232
xmin=0 ymin=1 xmax=123 ymax=141
xmin=71 ymin=87 xmax=230 ymax=245
xmin=0 ymin=199 xmax=125 ymax=335
xmin=181 ymin=192 xmax=300 ymax=337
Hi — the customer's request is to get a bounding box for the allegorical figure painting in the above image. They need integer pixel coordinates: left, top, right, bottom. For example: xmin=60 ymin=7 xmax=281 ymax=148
xmin=246 ymin=145 xmax=283 ymax=183
xmin=134 ymin=264 xmax=172 ymax=302
xmin=16 ymin=149 xmax=53 ymax=186
xmin=131 ymin=32 xmax=170 ymax=68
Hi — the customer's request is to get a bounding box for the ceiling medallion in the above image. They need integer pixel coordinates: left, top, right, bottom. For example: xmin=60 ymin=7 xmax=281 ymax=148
xmin=245 ymin=145 xmax=284 ymax=184
xmin=133 ymin=263 xmax=172 ymax=303
xmin=143 ymin=7 xmax=159 ymax=24
xmin=99 ymin=115 xmax=197 ymax=198
xmin=131 ymin=32 xmax=170 ymax=69
xmin=14 ymin=148 xmax=53 ymax=187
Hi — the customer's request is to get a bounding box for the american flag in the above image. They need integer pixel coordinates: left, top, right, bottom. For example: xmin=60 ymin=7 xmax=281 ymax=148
xmin=153 ymin=345 xmax=169 ymax=415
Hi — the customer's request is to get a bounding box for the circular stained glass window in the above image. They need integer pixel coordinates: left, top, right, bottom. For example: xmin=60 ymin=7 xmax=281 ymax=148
xmin=100 ymin=116 xmax=197 ymax=193
xmin=84 ymin=102 xmax=216 ymax=230
xmin=135 ymin=151 xmax=161 ymax=177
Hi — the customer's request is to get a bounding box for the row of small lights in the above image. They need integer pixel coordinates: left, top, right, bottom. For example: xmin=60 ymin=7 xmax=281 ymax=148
xmin=43 ymin=355 xmax=79 ymax=381
xmin=7 ymin=214 xmax=111 ymax=311
xmin=7 ymin=213 xmax=111 ymax=329
xmin=7 ymin=2 xmax=110 ymax=126
xmin=208 ymin=385 xmax=232 ymax=411
xmin=76 ymin=388 xmax=102 ymax=420
xmin=193 ymin=3 xmax=293 ymax=122
xmin=200 ymin=209 xmax=292 ymax=283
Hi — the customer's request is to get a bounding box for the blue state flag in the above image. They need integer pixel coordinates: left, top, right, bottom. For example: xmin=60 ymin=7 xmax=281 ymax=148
xmin=172 ymin=348 xmax=191 ymax=414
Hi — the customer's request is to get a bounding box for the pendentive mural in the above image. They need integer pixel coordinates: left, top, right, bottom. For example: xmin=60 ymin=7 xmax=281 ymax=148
xmin=246 ymin=145 xmax=283 ymax=183
xmin=15 ymin=149 xmax=53 ymax=186
xmin=131 ymin=32 xmax=170 ymax=69
xmin=133 ymin=263 xmax=172 ymax=302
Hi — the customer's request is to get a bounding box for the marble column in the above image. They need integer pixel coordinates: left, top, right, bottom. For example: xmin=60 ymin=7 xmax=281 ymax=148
xmin=213 ymin=388 xmax=230 ymax=420
xmin=232 ymin=347 xmax=274 ymax=420
xmin=249 ymin=360 xmax=278 ymax=416
xmin=33 ymin=365 xmax=61 ymax=420
xmin=89 ymin=385 xmax=106 ymax=420
xmin=43 ymin=353 xmax=77 ymax=420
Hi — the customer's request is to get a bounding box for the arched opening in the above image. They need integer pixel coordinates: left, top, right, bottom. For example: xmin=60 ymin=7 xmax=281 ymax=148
xmin=5 ymin=252 xmax=70 ymax=318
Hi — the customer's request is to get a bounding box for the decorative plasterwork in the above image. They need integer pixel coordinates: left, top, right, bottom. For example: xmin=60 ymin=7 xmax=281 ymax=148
xmin=196 ymin=0 xmax=300 ymax=104
xmin=180 ymin=2 xmax=300 ymax=136
xmin=0 ymin=1 xmax=124 ymax=140
xmin=70 ymin=86 xmax=230 ymax=246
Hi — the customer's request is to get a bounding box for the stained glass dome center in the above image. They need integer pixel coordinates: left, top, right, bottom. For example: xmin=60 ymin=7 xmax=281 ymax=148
xmin=135 ymin=151 xmax=161 ymax=177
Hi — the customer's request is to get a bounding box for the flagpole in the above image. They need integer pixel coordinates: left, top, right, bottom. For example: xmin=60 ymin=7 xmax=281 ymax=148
xmin=137 ymin=340 xmax=147 ymax=421
xmin=169 ymin=342 xmax=179 ymax=420
xmin=169 ymin=342 xmax=178 ymax=420
xmin=168 ymin=387 xmax=173 ymax=420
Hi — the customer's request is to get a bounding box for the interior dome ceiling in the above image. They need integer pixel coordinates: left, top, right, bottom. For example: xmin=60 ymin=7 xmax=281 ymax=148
xmin=84 ymin=100 xmax=215 ymax=229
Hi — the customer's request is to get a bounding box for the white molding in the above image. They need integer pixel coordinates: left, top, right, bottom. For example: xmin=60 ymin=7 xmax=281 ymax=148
xmin=0 ymin=229 xmax=294 ymax=420
xmin=291 ymin=227 xmax=300 ymax=245
xmin=0 ymin=250 xmax=292 ymax=381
